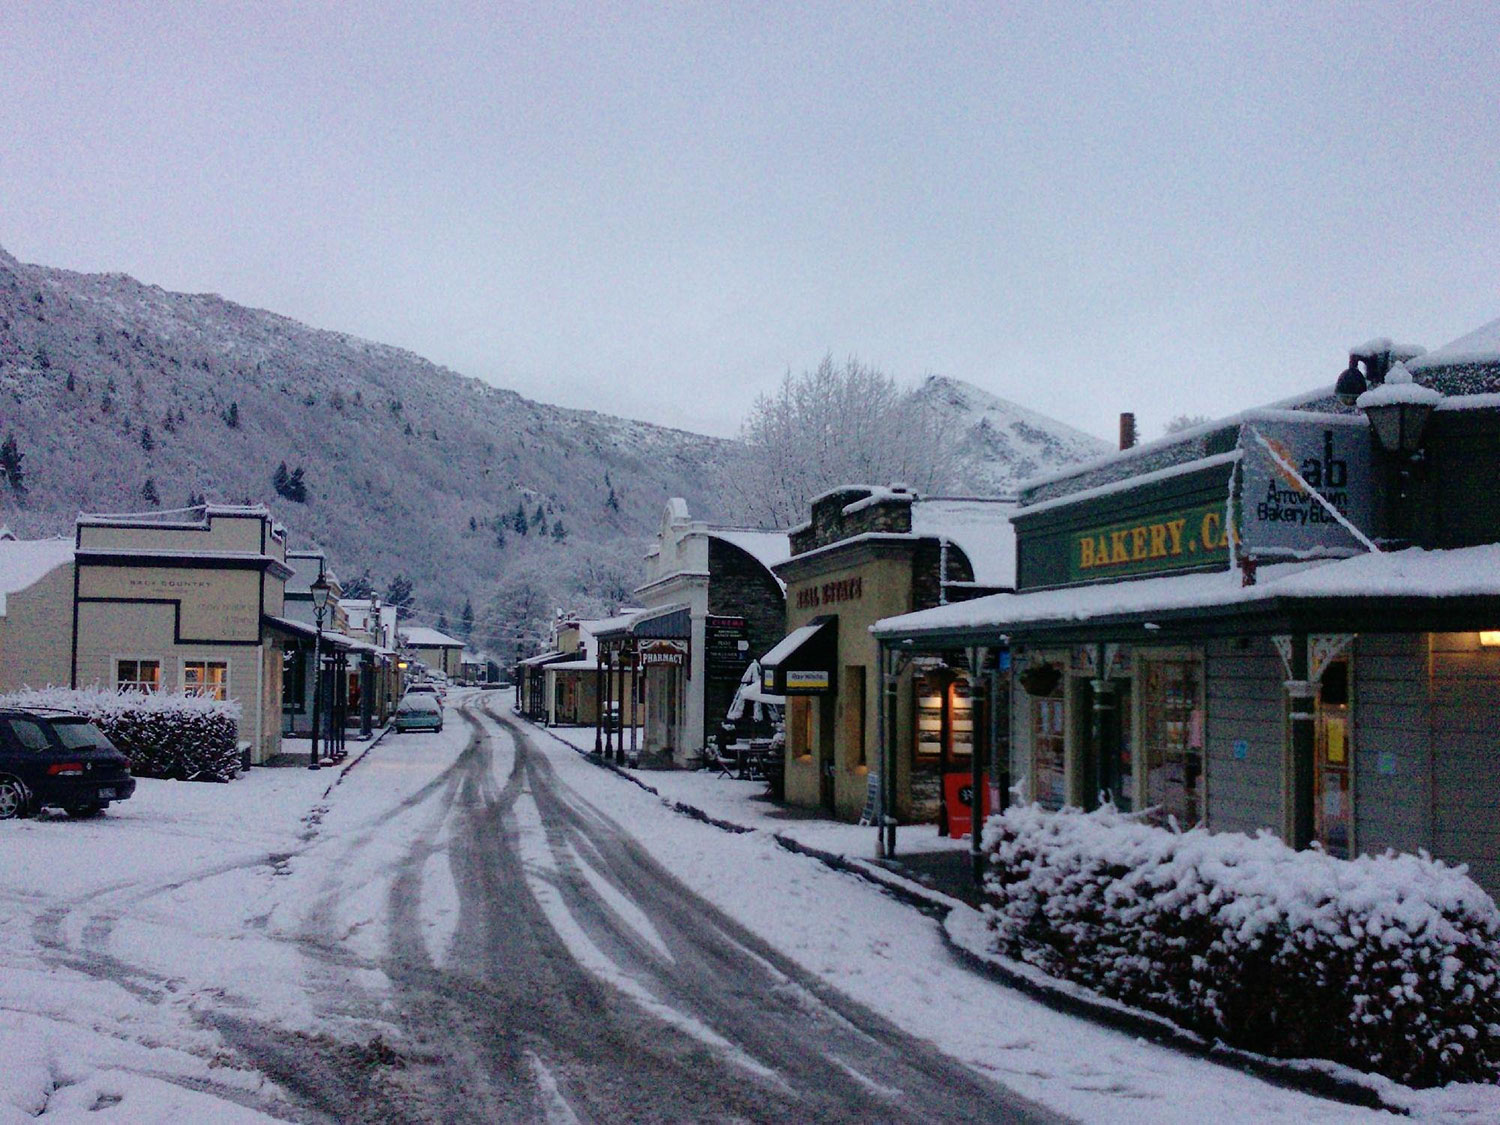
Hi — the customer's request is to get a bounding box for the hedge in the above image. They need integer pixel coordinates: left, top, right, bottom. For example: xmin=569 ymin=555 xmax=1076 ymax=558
xmin=981 ymin=804 xmax=1500 ymax=1087
xmin=0 ymin=687 xmax=243 ymax=782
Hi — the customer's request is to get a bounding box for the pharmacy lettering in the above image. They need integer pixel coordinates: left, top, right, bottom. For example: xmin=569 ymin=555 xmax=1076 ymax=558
xmin=1239 ymin=419 xmax=1374 ymax=558
xmin=1070 ymin=502 xmax=1233 ymax=581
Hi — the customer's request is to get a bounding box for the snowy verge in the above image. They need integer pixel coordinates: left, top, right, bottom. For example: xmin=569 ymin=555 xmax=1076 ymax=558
xmin=982 ymin=805 xmax=1500 ymax=1087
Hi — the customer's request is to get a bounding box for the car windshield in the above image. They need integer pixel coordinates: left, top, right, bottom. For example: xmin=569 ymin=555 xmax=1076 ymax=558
xmin=52 ymin=720 xmax=111 ymax=750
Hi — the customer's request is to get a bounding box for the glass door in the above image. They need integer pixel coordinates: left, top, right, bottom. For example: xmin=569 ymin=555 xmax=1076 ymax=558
xmin=1031 ymin=685 xmax=1067 ymax=810
xmin=1140 ymin=657 xmax=1204 ymax=827
xmin=1314 ymin=659 xmax=1353 ymax=858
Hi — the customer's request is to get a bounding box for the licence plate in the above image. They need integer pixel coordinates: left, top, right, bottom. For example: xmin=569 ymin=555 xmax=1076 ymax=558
xmin=97 ymin=788 xmax=116 ymax=799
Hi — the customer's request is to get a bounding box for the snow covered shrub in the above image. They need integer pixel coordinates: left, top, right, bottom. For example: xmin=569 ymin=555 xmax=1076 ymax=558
xmin=0 ymin=687 xmax=242 ymax=782
xmin=981 ymin=805 xmax=1500 ymax=1086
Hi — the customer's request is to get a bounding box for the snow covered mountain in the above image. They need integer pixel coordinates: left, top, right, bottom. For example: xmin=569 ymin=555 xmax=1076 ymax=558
xmin=0 ymin=247 xmax=1103 ymax=655
xmin=913 ymin=375 xmax=1112 ymax=494
xmin=0 ymin=246 xmax=745 ymax=652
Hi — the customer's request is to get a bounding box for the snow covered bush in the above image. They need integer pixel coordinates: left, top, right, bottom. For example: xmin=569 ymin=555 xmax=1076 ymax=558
xmin=0 ymin=687 xmax=242 ymax=782
xmin=981 ymin=805 xmax=1500 ymax=1086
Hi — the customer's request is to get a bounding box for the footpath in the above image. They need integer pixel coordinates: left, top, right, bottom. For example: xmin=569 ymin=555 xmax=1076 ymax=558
xmin=529 ymin=716 xmax=1445 ymax=1118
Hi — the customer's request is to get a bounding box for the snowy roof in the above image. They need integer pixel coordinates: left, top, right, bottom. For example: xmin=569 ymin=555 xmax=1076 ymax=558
xmin=872 ymin=543 xmax=1500 ymax=639
xmin=1409 ymin=315 xmax=1500 ymax=370
xmin=910 ymin=498 xmax=1017 ymax=588
xmin=0 ymin=538 xmax=74 ymax=615
xmin=543 ymin=658 xmax=597 ymax=674
xmin=708 ymin=528 xmax=792 ymax=575
xmin=588 ymin=609 xmax=643 ymax=639
xmin=401 ymin=626 xmax=465 ymax=649
xmin=518 ymin=650 xmax=567 ymax=666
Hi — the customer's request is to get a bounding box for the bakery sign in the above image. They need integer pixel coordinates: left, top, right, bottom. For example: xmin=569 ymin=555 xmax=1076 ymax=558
xmin=1237 ymin=418 xmax=1374 ymax=558
xmin=1069 ymin=502 xmax=1233 ymax=582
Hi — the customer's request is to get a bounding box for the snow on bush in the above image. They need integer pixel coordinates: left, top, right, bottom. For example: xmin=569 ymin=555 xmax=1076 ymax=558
xmin=981 ymin=804 xmax=1500 ymax=1086
xmin=0 ymin=687 xmax=242 ymax=782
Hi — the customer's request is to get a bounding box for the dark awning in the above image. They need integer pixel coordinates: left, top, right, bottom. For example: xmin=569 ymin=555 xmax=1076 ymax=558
xmin=760 ymin=615 xmax=838 ymax=695
xmin=630 ymin=603 xmax=692 ymax=639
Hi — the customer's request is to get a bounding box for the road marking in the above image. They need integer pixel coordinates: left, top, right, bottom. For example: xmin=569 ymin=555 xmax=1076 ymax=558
xmin=525 ymin=1051 xmax=582 ymax=1124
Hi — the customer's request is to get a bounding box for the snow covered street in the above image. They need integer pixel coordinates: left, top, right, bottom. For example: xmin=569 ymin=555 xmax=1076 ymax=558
xmin=3 ymin=689 xmax=1488 ymax=1122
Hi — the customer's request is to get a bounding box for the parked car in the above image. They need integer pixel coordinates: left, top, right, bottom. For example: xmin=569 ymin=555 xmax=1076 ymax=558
xmin=394 ymin=697 xmax=443 ymax=733
xmin=407 ymin=680 xmax=447 ymax=703
xmin=0 ymin=709 xmax=137 ymax=819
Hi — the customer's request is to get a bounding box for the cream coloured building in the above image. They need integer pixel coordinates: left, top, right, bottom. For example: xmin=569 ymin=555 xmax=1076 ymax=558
xmin=0 ymin=534 xmax=76 ymax=690
xmin=71 ymin=505 xmax=293 ymax=763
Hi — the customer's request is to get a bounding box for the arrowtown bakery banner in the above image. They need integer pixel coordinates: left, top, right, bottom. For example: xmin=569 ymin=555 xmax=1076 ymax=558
xmin=1237 ymin=416 xmax=1374 ymax=559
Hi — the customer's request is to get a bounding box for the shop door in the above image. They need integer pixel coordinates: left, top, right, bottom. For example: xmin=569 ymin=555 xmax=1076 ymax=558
xmin=1030 ymin=682 xmax=1067 ymax=811
xmin=1314 ymin=659 xmax=1353 ymax=858
xmin=1140 ymin=658 xmax=1204 ymax=827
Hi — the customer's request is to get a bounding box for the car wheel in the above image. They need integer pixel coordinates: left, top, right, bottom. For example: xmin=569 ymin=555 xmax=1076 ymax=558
xmin=65 ymin=802 xmax=105 ymax=819
xmin=0 ymin=777 xmax=29 ymax=820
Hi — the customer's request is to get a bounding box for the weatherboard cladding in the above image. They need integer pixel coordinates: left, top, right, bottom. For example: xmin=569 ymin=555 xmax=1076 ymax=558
xmin=1202 ymin=636 xmax=1285 ymax=837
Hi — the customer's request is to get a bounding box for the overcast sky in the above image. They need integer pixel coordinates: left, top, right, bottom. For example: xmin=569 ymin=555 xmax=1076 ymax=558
xmin=2 ymin=3 xmax=1496 ymax=442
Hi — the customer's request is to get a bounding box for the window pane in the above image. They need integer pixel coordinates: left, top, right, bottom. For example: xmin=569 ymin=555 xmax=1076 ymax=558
xmin=5 ymin=719 xmax=51 ymax=751
xmin=1031 ymin=689 xmax=1067 ymax=811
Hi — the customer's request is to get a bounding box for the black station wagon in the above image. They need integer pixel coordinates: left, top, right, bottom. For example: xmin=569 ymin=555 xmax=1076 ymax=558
xmin=0 ymin=709 xmax=136 ymax=819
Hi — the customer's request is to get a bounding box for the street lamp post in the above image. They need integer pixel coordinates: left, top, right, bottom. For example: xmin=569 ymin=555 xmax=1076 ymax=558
xmin=309 ymin=572 xmax=332 ymax=770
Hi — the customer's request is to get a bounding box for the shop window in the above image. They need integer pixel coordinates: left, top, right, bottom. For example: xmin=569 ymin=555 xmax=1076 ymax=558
xmin=843 ymin=666 xmax=866 ymax=768
xmin=915 ymin=673 xmax=944 ymax=762
xmin=282 ymin=649 xmax=306 ymax=713
xmin=183 ymin=659 xmax=229 ymax=701
xmin=116 ymin=658 xmax=161 ymax=694
xmin=1030 ymin=685 xmax=1067 ymax=811
xmin=789 ymin=696 xmax=814 ymax=758
xmin=950 ymin=677 xmax=973 ymax=759
xmin=1140 ymin=658 xmax=1204 ymax=827
xmin=1315 ymin=659 xmax=1353 ymax=859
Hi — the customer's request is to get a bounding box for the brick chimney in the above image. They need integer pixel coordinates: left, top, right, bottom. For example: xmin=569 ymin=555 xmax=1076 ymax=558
xmin=1119 ymin=412 xmax=1137 ymax=451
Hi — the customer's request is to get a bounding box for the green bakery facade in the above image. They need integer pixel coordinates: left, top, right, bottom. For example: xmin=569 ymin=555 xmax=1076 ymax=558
xmin=875 ymin=323 xmax=1500 ymax=892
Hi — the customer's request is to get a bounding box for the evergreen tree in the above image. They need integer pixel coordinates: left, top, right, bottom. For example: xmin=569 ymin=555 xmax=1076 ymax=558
xmin=468 ymin=515 xmax=478 ymax=533
xmin=437 ymin=612 xmax=450 ymax=633
xmin=273 ymin=462 xmax=290 ymax=495
xmin=512 ymin=501 xmax=529 ymax=535
xmin=162 ymin=410 xmax=176 ymax=434
xmin=461 ymin=598 xmax=474 ymax=638
xmin=273 ymin=463 xmax=308 ymax=503
xmin=140 ymin=426 xmax=155 ymax=452
xmin=494 ymin=524 xmax=507 ymax=549
xmin=34 ymin=347 xmax=50 ymax=370
xmin=606 ymin=485 xmax=620 ymax=511
xmin=223 ymin=401 xmax=240 ymax=428
xmin=341 ymin=568 xmax=374 ymax=600
xmin=142 ymin=478 xmax=160 ymax=506
xmin=385 ymin=574 xmax=416 ymax=614
xmin=551 ymin=520 xmax=568 ymax=543
xmin=65 ymin=371 xmax=76 ymax=392
xmin=0 ymin=434 xmax=26 ymax=497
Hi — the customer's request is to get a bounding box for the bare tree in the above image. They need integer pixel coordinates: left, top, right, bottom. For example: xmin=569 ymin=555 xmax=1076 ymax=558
xmin=723 ymin=354 xmax=966 ymax=527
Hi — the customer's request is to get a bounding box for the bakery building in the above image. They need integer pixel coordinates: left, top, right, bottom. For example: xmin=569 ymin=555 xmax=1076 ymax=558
xmin=615 ymin=499 xmax=789 ymax=768
xmin=765 ymin=485 xmax=1015 ymax=823
xmin=71 ymin=505 xmax=293 ymax=763
xmin=874 ymin=321 xmax=1500 ymax=892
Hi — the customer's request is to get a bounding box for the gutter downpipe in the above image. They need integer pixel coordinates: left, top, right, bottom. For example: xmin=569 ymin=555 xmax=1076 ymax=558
xmin=966 ymin=644 xmax=989 ymax=885
xmin=876 ymin=638 xmax=887 ymax=859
